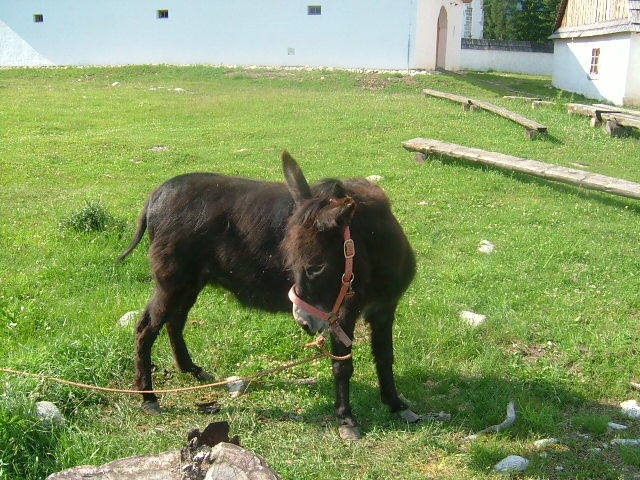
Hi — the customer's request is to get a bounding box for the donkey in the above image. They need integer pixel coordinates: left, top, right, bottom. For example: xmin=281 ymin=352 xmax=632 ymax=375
xmin=118 ymin=151 xmax=418 ymax=439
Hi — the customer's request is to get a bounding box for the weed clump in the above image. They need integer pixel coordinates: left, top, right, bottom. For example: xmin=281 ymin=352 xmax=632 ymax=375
xmin=60 ymin=201 xmax=123 ymax=233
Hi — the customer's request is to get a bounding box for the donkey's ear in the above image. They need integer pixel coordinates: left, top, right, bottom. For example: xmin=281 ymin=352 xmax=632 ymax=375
xmin=316 ymin=197 xmax=356 ymax=231
xmin=281 ymin=150 xmax=312 ymax=204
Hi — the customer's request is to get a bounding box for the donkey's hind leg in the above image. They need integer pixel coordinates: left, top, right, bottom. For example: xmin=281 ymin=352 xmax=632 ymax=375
xmin=135 ymin=281 xmax=210 ymax=414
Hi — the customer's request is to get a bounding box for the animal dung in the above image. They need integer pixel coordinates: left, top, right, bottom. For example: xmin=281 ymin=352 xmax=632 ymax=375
xmin=226 ymin=376 xmax=248 ymax=397
xmin=478 ymin=239 xmax=496 ymax=254
xmin=459 ymin=310 xmax=486 ymax=327
xmin=493 ymin=455 xmax=529 ymax=473
xmin=365 ymin=175 xmax=383 ymax=183
xmin=621 ymin=399 xmax=640 ymax=419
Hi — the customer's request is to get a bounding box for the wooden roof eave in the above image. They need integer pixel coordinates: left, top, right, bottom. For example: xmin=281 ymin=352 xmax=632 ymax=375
xmin=550 ymin=18 xmax=637 ymax=38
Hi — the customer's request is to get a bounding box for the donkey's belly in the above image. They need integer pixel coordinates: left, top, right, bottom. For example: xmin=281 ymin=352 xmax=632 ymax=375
xmin=210 ymin=266 xmax=292 ymax=313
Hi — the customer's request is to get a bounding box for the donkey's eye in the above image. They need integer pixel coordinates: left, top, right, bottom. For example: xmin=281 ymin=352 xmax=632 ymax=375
xmin=304 ymin=264 xmax=326 ymax=278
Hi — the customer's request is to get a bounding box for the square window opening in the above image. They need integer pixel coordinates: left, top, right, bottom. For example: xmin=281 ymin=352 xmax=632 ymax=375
xmin=157 ymin=10 xmax=169 ymax=19
xmin=590 ymin=48 xmax=600 ymax=76
xmin=33 ymin=14 xmax=43 ymax=23
xmin=308 ymin=5 xmax=321 ymax=15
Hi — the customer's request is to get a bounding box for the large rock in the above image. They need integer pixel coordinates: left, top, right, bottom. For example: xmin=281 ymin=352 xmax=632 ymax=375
xmin=45 ymin=421 xmax=281 ymax=480
xmin=45 ymin=450 xmax=181 ymax=480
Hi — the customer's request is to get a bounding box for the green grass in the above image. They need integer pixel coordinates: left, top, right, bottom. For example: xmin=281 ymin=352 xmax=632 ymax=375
xmin=1 ymin=66 xmax=640 ymax=479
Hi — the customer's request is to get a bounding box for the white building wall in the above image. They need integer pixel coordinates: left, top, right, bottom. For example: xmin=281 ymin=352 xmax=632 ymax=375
xmin=0 ymin=0 xmax=421 ymax=69
xmin=460 ymin=49 xmax=553 ymax=75
xmin=413 ymin=0 xmax=463 ymax=70
xmin=552 ymin=34 xmax=632 ymax=105
xmin=624 ymin=33 xmax=640 ymax=106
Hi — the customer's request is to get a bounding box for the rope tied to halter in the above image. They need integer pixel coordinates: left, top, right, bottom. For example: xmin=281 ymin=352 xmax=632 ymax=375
xmin=0 ymin=336 xmax=351 ymax=395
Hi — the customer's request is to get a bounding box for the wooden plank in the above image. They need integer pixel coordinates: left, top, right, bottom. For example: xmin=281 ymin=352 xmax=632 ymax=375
xmin=593 ymin=104 xmax=640 ymax=117
xmin=423 ymin=88 xmax=548 ymax=136
xmin=503 ymin=95 xmax=542 ymax=102
xmin=602 ymin=112 xmax=640 ymax=130
xmin=566 ymin=103 xmax=618 ymax=117
xmin=402 ymin=138 xmax=640 ymax=201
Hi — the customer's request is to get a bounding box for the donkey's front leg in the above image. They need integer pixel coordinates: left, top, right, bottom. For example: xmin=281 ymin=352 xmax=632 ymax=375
xmin=330 ymin=322 xmax=359 ymax=440
xmin=369 ymin=305 xmax=421 ymax=423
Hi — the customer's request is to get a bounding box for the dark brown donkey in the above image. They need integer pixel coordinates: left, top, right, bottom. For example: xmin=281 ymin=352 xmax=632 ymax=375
xmin=118 ymin=151 xmax=418 ymax=439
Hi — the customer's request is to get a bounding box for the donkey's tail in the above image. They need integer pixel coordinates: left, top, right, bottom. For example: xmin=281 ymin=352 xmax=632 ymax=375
xmin=117 ymin=201 xmax=148 ymax=262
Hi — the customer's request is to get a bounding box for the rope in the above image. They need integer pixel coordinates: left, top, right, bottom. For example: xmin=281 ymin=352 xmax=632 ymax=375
xmin=0 ymin=336 xmax=352 ymax=395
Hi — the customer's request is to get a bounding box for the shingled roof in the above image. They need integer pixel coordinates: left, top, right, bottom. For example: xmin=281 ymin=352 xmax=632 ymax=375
xmin=550 ymin=0 xmax=640 ymax=38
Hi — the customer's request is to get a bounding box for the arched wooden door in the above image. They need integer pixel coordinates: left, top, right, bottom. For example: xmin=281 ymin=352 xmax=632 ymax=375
xmin=436 ymin=6 xmax=448 ymax=69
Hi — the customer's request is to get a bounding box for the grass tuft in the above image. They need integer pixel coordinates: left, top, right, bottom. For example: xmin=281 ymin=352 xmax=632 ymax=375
xmin=60 ymin=201 xmax=124 ymax=234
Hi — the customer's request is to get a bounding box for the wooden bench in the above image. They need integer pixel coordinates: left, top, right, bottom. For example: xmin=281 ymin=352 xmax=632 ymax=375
xmin=423 ymin=88 xmax=548 ymax=139
xmin=403 ymin=137 xmax=640 ymax=200
xmin=566 ymin=103 xmax=639 ymax=137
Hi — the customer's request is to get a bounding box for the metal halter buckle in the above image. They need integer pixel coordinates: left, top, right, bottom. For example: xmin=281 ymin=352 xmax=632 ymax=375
xmin=343 ymin=239 xmax=355 ymax=258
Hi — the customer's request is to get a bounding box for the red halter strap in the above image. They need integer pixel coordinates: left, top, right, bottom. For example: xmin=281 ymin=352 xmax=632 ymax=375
xmin=288 ymin=226 xmax=355 ymax=347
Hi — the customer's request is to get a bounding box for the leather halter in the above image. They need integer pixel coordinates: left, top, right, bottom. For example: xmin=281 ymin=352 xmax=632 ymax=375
xmin=288 ymin=226 xmax=355 ymax=347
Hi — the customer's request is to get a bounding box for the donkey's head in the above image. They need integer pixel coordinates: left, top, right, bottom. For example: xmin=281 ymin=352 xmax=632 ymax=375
xmin=280 ymin=151 xmax=356 ymax=336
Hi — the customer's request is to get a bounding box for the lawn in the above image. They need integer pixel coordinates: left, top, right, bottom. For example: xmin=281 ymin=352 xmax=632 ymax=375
xmin=1 ymin=65 xmax=640 ymax=480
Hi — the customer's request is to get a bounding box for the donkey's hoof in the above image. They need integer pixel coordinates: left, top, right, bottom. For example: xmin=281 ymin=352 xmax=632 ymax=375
xmin=193 ymin=369 xmax=215 ymax=382
xmin=141 ymin=400 xmax=162 ymax=415
xmin=338 ymin=425 xmax=361 ymax=440
xmin=398 ymin=409 xmax=422 ymax=423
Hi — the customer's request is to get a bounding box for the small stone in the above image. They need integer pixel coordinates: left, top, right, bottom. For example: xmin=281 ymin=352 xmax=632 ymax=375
xmin=111 ymin=81 xmax=120 ymax=87
xmin=173 ymin=87 xmax=185 ymax=92
xmin=459 ymin=310 xmax=486 ymax=327
xmin=226 ymin=376 xmax=248 ymax=397
xmin=589 ymin=448 xmax=602 ymax=453
xmin=494 ymin=455 xmax=529 ymax=473
xmin=608 ymin=422 xmax=628 ymax=430
xmin=478 ymin=240 xmax=496 ymax=254
xmin=621 ymin=400 xmax=640 ymax=419
xmin=533 ymin=438 xmax=558 ymax=447
xmin=149 ymin=145 xmax=169 ymax=151
xmin=365 ymin=175 xmax=383 ymax=183
xmin=286 ymin=412 xmax=303 ymax=422
xmin=36 ymin=401 xmax=64 ymax=426
xmin=418 ymin=201 xmax=429 ymax=205
xmin=578 ymin=433 xmax=591 ymax=439
xmin=118 ymin=310 xmax=140 ymax=327
xmin=555 ymin=466 xmax=565 ymax=471
xmin=235 ymin=148 xmax=248 ymax=152
xmin=611 ymin=438 xmax=640 ymax=446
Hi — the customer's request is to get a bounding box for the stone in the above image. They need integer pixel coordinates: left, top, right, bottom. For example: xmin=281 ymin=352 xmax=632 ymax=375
xmin=226 ymin=376 xmax=248 ymax=397
xmin=533 ymin=438 xmax=558 ymax=447
xmin=459 ymin=310 xmax=486 ymax=327
xmin=45 ymin=450 xmax=180 ymax=479
xmin=621 ymin=400 xmax=640 ymax=419
xmin=36 ymin=401 xmax=64 ymax=426
xmin=174 ymin=87 xmax=185 ymax=92
xmin=494 ymin=455 xmax=529 ymax=473
xmin=608 ymin=422 xmax=628 ymax=430
xmin=478 ymin=240 xmax=495 ymax=254
xmin=611 ymin=438 xmax=640 ymax=446
xmin=118 ymin=310 xmax=140 ymax=327
xmin=204 ymin=443 xmax=281 ymax=480
xmin=111 ymin=81 xmax=120 ymax=87
xmin=365 ymin=175 xmax=383 ymax=183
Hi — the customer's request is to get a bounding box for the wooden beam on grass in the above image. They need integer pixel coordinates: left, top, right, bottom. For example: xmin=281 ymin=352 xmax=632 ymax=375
xmin=566 ymin=103 xmax=639 ymax=135
xmin=593 ymin=104 xmax=640 ymax=117
xmin=402 ymin=137 xmax=640 ymax=200
xmin=423 ymin=88 xmax=547 ymax=139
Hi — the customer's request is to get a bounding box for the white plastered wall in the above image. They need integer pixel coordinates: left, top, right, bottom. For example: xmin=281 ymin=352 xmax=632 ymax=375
xmin=552 ymin=33 xmax=632 ymax=105
xmin=412 ymin=0 xmax=463 ymax=70
xmin=624 ymin=33 xmax=640 ymax=106
xmin=0 ymin=0 xmax=416 ymax=69
xmin=460 ymin=49 xmax=553 ymax=75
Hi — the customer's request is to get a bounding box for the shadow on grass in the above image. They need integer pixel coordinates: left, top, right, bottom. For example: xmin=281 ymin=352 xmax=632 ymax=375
xmin=246 ymin=368 xmax=630 ymax=478
xmin=422 ymin=154 xmax=640 ymax=214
